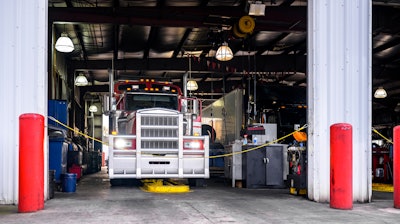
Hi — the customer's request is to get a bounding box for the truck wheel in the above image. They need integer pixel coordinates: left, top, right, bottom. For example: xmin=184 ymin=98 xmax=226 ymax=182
xmin=110 ymin=178 xmax=142 ymax=187
xmin=188 ymin=178 xmax=207 ymax=187
xmin=202 ymin=124 xmax=216 ymax=143
xmin=110 ymin=179 xmax=121 ymax=186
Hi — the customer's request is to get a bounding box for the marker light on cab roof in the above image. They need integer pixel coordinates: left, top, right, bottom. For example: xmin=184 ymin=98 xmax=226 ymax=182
xmin=163 ymin=86 xmax=170 ymax=91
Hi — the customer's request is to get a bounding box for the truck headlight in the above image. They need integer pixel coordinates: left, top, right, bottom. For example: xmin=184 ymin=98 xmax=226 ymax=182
xmin=114 ymin=138 xmax=132 ymax=149
xmin=183 ymin=140 xmax=203 ymax=150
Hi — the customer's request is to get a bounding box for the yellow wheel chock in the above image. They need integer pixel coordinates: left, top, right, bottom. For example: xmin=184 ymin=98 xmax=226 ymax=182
xmin=372 ymin=183 xmax=393 ymax=192
xmin=141 ymin=179 xmax=190 ymax=193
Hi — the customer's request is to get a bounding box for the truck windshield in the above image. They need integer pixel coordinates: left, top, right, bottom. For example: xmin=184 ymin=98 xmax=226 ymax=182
xmin=125 ymin=93 xmax=178 ymax=111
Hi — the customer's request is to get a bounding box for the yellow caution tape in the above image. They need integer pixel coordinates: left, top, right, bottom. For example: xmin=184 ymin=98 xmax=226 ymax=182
xmin=50 ymin=115 xmax=307 ymax=160
xmin=48 ymin=116 xmax=107 ymax=145
xmin=209 ymin=126 xmax=393 ymax=159
xmin=209 ymin=124 xmax=308 ymax=159
xmin=372 ymin=128 xmax=393 ymax=144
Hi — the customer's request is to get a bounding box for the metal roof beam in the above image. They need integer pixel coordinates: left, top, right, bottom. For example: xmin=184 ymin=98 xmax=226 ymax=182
xmin=173 ymin=28 xmax=192 ymax=58
xmin=68 ymin=55 xmax=306 ymax=73
xmin=49 ymin=6 xmax=306 ymax=32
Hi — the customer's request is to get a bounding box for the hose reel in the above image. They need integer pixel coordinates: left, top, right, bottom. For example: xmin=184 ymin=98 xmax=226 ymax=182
xmin=233 ymin=15 xmax=256 ymax=38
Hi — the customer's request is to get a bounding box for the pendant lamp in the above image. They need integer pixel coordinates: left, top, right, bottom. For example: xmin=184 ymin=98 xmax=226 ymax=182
xmin=374 ymin=87 xmax=387 ymax=98
xmin=55 ymin=32 xmax=74 ymax=53
xmin=187 ymin=80 xmax=198 ymax=91
xmin=215 ymin=42 xmax=233 ymax=61
xmin=75 ymin=73 xmax=88 ymax=86
xmin=89 ymin=105 xmax=98 ymax=113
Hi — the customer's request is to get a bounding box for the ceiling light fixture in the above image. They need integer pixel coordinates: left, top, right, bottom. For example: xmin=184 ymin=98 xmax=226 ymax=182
xmin=248 ymin=1 xmax=266 ymax=16
xmin=75 ymin=73 xmax=88 ymax=86
xmin=187 ymin=80 xmax=198 ymax=91
xmin=55 ymin=32 xmax=74 ymax=53
xmin=374 ymin=87 xmax=387 ymax=98
xmin=89 ymin=105 xmax=98 ymax=113
xmin=215 ymin=42 xmax=233 ymax=61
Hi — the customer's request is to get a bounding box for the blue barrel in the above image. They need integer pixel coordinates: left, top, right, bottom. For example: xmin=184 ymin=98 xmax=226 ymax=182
xmin=62 ymin=173 xmax=77 ymax=193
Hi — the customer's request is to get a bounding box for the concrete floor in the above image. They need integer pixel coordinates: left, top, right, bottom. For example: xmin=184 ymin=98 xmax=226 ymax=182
xmin=1 ymin=168 xmax=399 ymax=224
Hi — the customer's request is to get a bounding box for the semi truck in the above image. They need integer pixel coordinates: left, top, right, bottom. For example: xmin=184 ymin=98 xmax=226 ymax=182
xmin=106 ymin=79 xmax=209 ymax=185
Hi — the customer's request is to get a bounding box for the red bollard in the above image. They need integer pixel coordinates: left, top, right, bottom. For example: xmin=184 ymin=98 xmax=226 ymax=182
xmin=394 ymin=126 xmax=400 ymax=208
xmin=19 ymin=113 xmax=45 ymax=213
xmin=330 ymin=123 xmax=353 ymax=210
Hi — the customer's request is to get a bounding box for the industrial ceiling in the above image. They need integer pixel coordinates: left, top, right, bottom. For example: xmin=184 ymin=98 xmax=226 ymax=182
xmin=49 ymin=0 xmax=400 ymax=127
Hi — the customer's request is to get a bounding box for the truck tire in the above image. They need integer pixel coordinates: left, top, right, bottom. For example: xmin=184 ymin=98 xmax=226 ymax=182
xmin=188 ymin=178 xmax=207 ymax=187
xmin=202 ymin=124 xmax=216 ymax=143
xmin=110 ymin=179 xmax=122 ymax=186
xmin=110 ymin=178 xmax=142 ymax=187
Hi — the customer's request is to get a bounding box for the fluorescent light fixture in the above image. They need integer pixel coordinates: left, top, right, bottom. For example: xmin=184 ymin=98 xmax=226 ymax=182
xmin=89 ymin=105 xmax=98 ymax=113
xmin=374 ymin=87 xmax=387 ymax=98
xmin=215 ymin=42 xmax=233 ymax=61
xmin=75 ymin=74 xmax=88 ymax=86
xmin=187 ymin=80 xmax=198 ymax=91
xmin=248 ymin=1 xmax=266 ymax=16
xmin=55 ymin=32 xmax=74 ymax=53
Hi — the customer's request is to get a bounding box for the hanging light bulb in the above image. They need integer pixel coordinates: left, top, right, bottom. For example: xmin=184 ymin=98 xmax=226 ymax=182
xmin=89 ymin=105 xmax=98 ymax=113
xmin=55 ymin=32 xmax=74 ymax=53
xmin=374 ymin=87 xmax=387 ymax=98
xmin=75 ymin=73 xmax=88 ymax=86
xmin=215 ymin=42 xmax=233 ymax=61
xmin=187 ymin=80 xmax=198 ymax=91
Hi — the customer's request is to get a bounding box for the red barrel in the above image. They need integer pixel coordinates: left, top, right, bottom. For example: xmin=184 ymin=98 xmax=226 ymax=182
xmin=330 ymin=123 xmax=353 ymax=210
xmin=18 ymin=113 xmax=45 ymax=212
xmin=394 ymin=126 xmax=400 ymax=208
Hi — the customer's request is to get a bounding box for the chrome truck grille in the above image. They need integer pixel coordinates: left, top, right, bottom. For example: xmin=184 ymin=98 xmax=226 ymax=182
xmin=141 ymin=115 xmax=178 ymax=126
xmin=138 ymin=112 xmax=180 ymax=151
xmin=109 ymin=108 xmax=209 ymax=179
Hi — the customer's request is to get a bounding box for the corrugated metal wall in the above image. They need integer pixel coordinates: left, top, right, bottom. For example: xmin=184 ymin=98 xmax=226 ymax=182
xmin=0 ymin=0 xmax=48 ymax=204
xmin=202 ymin=89 xmax=243 ymax=145
xmin=307 ymin=0 xmax=372 ymax=202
